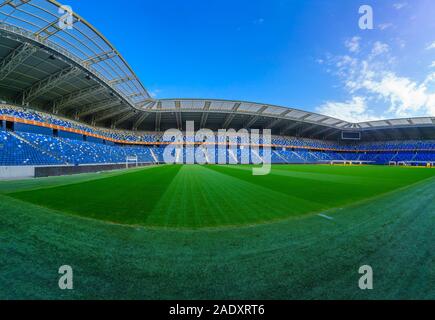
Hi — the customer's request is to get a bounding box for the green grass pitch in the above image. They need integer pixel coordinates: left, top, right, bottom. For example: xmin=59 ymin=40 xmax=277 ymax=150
xmin=0 ymin=164 xmax=434 ymax=299
xmin=8 ymin=165 xmax=435 ymax=228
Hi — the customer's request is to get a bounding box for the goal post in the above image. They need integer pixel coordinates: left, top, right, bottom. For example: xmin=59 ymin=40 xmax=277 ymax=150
xmin=330 ymin=160 xmax=352 ymax=166
xmin=397 ymin=161 xmax=435 ymax=168
xmin=329 ymin=160 xmax=374 ymax=166
xmin=126 ymin=155 xmax=138 ymax=169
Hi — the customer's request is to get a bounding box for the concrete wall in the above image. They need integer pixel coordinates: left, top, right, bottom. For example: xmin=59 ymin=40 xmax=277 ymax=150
xmin=1 ymin=163 xmax=155 ymax=179
xmin=0 ymin=166 xmax=35 ymax=179
xmin=34 ymin=162 xmax=154 ymax=178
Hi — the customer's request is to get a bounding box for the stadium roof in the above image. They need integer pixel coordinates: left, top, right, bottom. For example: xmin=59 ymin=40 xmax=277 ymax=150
xmin=0 ymin=0 xmax=434 ymax=140
xmin=0 ymin=0 xmax=150 ymax=110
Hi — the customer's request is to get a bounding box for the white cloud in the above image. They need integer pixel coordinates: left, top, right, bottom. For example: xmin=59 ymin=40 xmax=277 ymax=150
xmin=430 ymin=61 xmax=435 ymax=68
xmin=426 ymin=41 xmax=435 ymax=50
xmin=149 ymin=89 xmax=162 ymax=98
xmin=427 ymin=95 xmax=435 ymax=115
xmin=345 ymin=37 xmax=361 ymax=53
xmin=363 ymin=73 xmax=433 ymax=117
xmin=349 ymin=67 xmax=434 ymax=118
xmin=317 ymin=97 xmax=378 ymax=123
xmin=378 ymin=23 xmax=393 ymax=30
xmin=371 ymin=41 xmax=389 ymax=56
xmin=424 ymin=72 xmax=435 ymax=87
xmin=320 ymin=40 xmax=435 ymax=119
xmin=393 ymin=2 xmax=407 ymax=10
xmin=396 ymin=38 xmax=406 ymax=49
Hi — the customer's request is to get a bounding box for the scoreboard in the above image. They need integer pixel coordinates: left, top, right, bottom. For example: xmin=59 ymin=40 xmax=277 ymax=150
xmin=342 ymin=131 xmax=362 ymax=140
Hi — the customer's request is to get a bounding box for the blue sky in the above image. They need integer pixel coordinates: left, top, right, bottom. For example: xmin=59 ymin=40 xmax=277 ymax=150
xmin=70 ymin=0 xmax=435 ymax=122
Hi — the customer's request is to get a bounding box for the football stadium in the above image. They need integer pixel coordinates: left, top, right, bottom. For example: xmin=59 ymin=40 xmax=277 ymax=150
xmin=0 ymin=1 xmax=434 ymax=300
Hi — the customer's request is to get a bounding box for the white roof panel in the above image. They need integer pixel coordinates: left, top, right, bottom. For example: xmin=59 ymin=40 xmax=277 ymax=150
xmin=358 ymin=122 xmax=371 ymax=128
xmin=322 ymin=118 xmax=342 ymax=125
xmin=180 ymin=100 xmax=205 ymax=109
xmin=305 ymin=114 xmax=327 ymax=122
xmin=210 ymin=101 xmax=235 ymax=111
xmin=410 ymin=118 xmax=433 ymax=125
xmin=389 ymin=119 xmax=410 ymax=126
xmin=161 ymin=100 xmax=176 ymax=110
xmin=335 ymin=122 xmax=349 ymax=128
xmin=285 ymin=110 xmax=309 ymax=119
xmin=263 ymin=106 xmax=285 ymax=115
xmin=238 ymin=103 xmax=263 ymax=113
xmin=369 ymin=121 xmax=389 ymax=127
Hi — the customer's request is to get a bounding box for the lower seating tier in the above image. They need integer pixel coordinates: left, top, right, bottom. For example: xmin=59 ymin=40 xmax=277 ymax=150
xmin=0 ymin=129 xmax=434 ymax=166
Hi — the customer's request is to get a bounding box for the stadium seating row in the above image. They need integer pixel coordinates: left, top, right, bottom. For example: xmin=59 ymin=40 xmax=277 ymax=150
xmin=2 ymin=105 xmax=435 ymax=151
xmin=1 ymin=104 xmax=434 ymax=167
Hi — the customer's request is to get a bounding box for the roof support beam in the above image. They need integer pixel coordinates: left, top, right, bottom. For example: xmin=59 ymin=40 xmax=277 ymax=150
xmin=324 ymin=129 xmax=340 ymax=139
xmin=78 ymin=100 xmax=121 ymax=117
xmin=21 ymin=67 xmax=80 ymax=104
xmin=56 ymin=85 xmax=105 ymax=111
xmin=175 ymin=112 xmax=182 ymax=130
xmin=35 ymin=11 xmax=77 ymax=40
xmin=222 ymin=103 xmax=241 ymax=129
xmin=245 ymin=116 xmax=260 ymax=129
xmin=129 ymin=93 xmax=142 ymax=98
xmin=95 ymin=108 xmax=129 ymax=123
xmin=175 ymin=101 xmax=182 ymax=130
xmin=135 ymin=100 xmax=155 ymax=109
xmin=133 ymin=112 xmax=150 ymax=131
xmin=109 ymin=76 xmax=135 ymax=86
xmin=265 ymin=110 xmax=290 ymax=130
xmin=35 ymin=21 xmax=63 ymax=40
xmin=1 ymin=0 xmax=29 ymax=9
xmin=200 ymin=101 xmax=211 ymax=128
xmin=312 ymin=126 xmax=336 ymax=139
xmin=114 ymin=110 xmax=138 ymax=127
xmin=244 ymin=106 xmax=268 ymax=129
xmin=281 ymin=121 xmax=301 ymax=135
xmin=83 ymin=51 xmax=116 ymax=66
xmin=155 ymin=113 xmax=161 ymax=132
xmin=0 ymin=43 xmax=37 ymax=82
xmin=299 ymin=124 xmax=320 ymax=136
xmin=222 ymin=114 xmax=235 ymax=129
xmin=265 ymin=118 xmax=284 ymax=130
xmin=0 ymin=0 xmax=15 ymax=8
xmin=200 ymin=113 xmax=209 ymax=129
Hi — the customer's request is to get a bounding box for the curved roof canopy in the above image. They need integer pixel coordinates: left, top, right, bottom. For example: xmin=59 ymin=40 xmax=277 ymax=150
xmin=0 ymin=0 xmax=434 ymax=141
xmin=0 ymin=0 xmax=150 ymax=108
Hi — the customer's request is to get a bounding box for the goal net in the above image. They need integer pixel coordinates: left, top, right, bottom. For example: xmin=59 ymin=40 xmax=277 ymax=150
xmin=398 ymin=161 xmax=434 ymax=167
xmin=126 ymin=155 xmax=138 ymax=169
xmin=329 ymin=160 xmax=373 ymax=166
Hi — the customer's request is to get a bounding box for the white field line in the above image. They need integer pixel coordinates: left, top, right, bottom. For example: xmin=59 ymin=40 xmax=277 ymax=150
xmin=317 ymin=213 xmax=334 ymax=221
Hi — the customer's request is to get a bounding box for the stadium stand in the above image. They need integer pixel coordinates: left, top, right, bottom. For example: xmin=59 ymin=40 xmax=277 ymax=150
xmin=1 ymin=104 xmax=434 ymax=170
xmin=0 ymin=130 xmax=62 ymax=166
xmin=0 ymin=103 xmax=434 ymax=172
